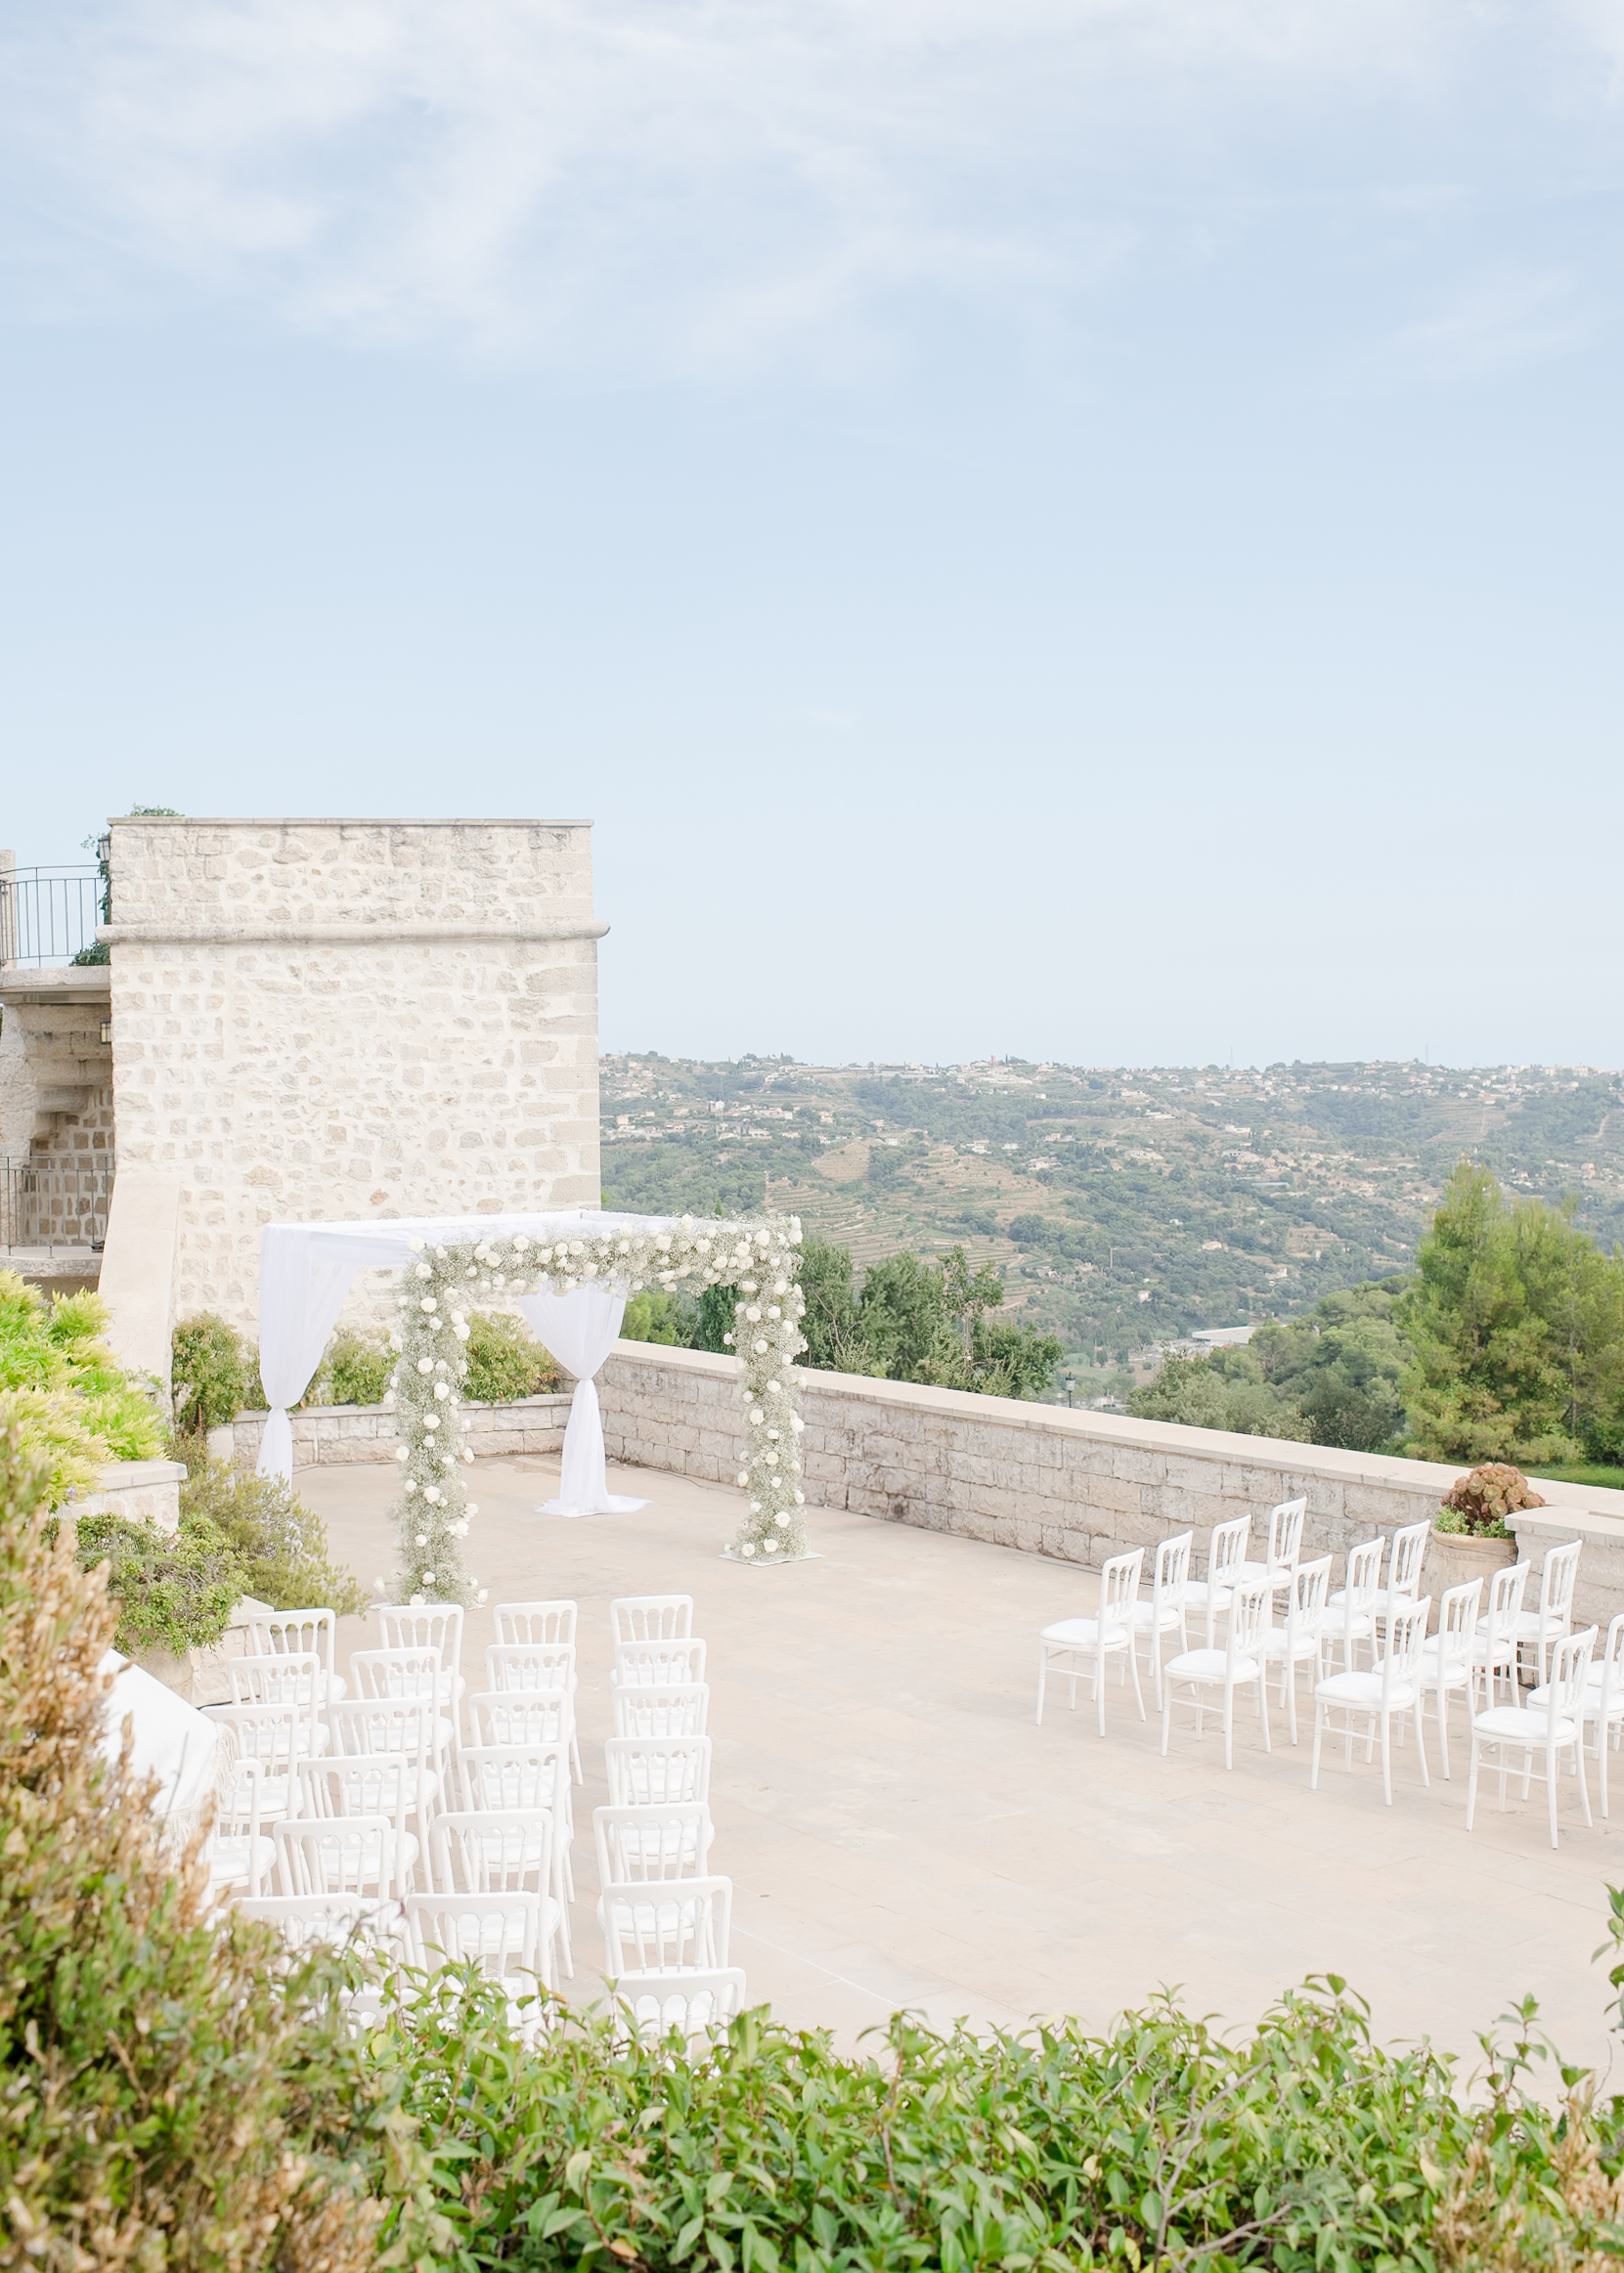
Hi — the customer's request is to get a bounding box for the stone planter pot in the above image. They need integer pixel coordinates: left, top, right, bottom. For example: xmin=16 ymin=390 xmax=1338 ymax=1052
xmin=134 ymin=1644 xmax=197 ymax=1702
xmin=1427 ymin=1524 xmax=1516 ymax=1617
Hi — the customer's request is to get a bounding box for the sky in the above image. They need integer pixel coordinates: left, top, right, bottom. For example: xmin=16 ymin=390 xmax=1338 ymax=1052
xmin=2 ymin=1 xmax=1622 ymax=1070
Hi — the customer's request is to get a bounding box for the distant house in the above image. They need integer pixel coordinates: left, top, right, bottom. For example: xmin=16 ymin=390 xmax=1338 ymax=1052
xmin=1190 ymin=1326 xmax=1258 ymax=1351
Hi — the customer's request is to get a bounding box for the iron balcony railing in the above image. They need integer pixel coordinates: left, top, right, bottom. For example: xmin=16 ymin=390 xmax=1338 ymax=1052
xmin=0 ymin=1156 xmax=114 ymax=1252
xmin=0 ymin=866 xmax=104 ymax=966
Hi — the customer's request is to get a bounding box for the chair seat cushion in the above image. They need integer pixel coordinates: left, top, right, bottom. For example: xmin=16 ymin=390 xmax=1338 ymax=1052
xmin=1473 ymin=1705 xmax=1576 ymax=1743
xmin=1041 ymin=1618 xmax=1126 ymax=1648
xmin=1261 ymin=1632 xmax=1320 ymax=1662
xmin=1315 ymin=1671 xmax=1417 ymax=1708
xmin=1165 ymin=1648 xmax=1259 ymax=1683
xmin=1129 ymin=1602 xmax=1182 ymax=1632
xmin=1181 ymin=1582 xmax=1232 ymax=1605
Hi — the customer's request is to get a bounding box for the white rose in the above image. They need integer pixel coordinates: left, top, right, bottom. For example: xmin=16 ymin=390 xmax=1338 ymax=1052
xmin=424 ymin=1415 xmax=440 ymax=1431
xmin=417 ymin=1358 xmax=434 ymax=1376
xmin=774 ymin=1510 xmax=790 ymax=1527
xmin=764 ymin=1538 xmax=778 ymax=1552
xmin=415 ymin=1262 xmax=431 ymax=1280
xmin=417 ymin=1532 xmax=429 ymax=1546
xmin=745 ymin=1306 xmax=762 ymax=1324
xmin=736 ymin=1470 xmax=749 ymax=1486
xmin=433 ymin=1381 xmax=450 ymax=1400
xmin=741 ymin=1543 xmax=756 ymax=1557
xmin=794 ymin=1491 xmax=805 ymax=1505
xmin=754 ymin=1339 xmax=769 ymax=1354
xmin=394 ymin=1445 xmax=409 ymax=1463
xmin=420 ymin=1296 xmax=437 ymax=1313
xmin=765 ymin=1450 xmax=779 ymax=1465
xmin=403 ymin=1478 xmax=417 ymax=1494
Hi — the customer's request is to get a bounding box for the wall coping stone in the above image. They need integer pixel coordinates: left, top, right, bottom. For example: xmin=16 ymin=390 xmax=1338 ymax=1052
xmin=101 ymin=918 xmax=610 ymax=946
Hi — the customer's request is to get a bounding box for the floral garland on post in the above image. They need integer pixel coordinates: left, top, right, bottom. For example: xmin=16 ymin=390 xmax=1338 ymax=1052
xmin=383 ymin=1213 xmax=808 ymax=1602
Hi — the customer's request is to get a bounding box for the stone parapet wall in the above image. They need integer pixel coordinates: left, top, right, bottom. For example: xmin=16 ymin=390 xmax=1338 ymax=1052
xmin=103 ymin=818 xmax=605 ymax=1331
xmin=599 ymin=1342 xmax=1624 ymax=1629
xmin=68 ymin=1458 xmax=188 ymax=1537
xmin=225 ymin=1392 xmax=571 ymax=1469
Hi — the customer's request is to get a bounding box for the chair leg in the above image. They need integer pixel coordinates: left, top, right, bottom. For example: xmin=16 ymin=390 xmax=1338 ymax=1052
xmin=1380 ymin=1712 xmax=1393 ymax=1806
xmin=1095 ymin=1650 xmax=1107 ymax=1739
xmin=1436 ymin=1683 xmax=1450 ymax=1781
xmin=1576 ymin=1735 xmax=1593 ymax=1832
xmin=1160 ymin=1688 xmax=1173 ymax=1757
xmin=1466 ymin=1734 xmax=1480 ymax=1830
xmin=1285 ymin=1658 xmax=1298 ymax=1747
xmin=1413 ymin=1702 xmax=1428 ymax=1790
xmin=1126 ymin=1640 xmax=1146 ymax=1726
xmin=1602 ymin=1719 xmax=1611 ymax=1821
xmin=1035 ymin=1648 xmax=1047 ymax=1727
xmin=1223 ymin=1687 xmax=1234 ymax=1770
xmin=1310 ymin=1698 xmax=1325 ymax=1789
xmin=1257 ymin=1672 xmax=1270 ymax=1755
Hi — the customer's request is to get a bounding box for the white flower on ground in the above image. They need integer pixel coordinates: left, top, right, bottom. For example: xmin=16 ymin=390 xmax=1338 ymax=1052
xmin=741 ymin=1543 xmax=756 ymax=1556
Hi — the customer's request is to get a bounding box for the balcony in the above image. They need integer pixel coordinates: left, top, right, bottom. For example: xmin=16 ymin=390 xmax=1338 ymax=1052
xmin=0 ymin=865 xmax=104 ymax=968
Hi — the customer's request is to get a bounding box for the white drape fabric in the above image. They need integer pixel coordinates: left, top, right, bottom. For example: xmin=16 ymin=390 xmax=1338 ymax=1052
xmin=254 ymin=1211 xmax=668 ymax=1488
xmin=517 ymin=1288 xmax=647 ymax=1517
xmin=98 ymin=1650 xmax=221 ymax=1818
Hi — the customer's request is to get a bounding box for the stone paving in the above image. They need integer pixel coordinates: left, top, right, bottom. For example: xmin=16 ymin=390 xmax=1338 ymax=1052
xmin=301 ymin=1454 xmax=1624 ymax=2077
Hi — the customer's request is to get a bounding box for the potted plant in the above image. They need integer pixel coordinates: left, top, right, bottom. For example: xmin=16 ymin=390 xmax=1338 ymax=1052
xmin=1430 ymin=1464 xmax=1538 ymax=1586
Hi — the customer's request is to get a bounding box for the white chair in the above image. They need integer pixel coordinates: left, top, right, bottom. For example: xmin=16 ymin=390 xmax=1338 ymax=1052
xmin=1310 ymin=1596 xmax=1431 ymax=1807
xmin=238 ymin=1891 xmax=401 ymax=1954
xmin=1239 ymin=1498 xmax=1306 ymax=1590
xmin=612 ymin=1639 xmax=707 ymax=1689
xmin=1471 ymin=1560 xmax=1532 ymax=1709
xmin=406 ymin=1892 xmax=547 ymax=1988
xmin=1468 ymin=1626 xmax=1597 ymax=1849
xmin=1130 ymin=1532 xmax=1192 ymax=1709
xmin=1370 ymin=1520 xmax=1430 ymax=1637
xmin=1260 ymin=1555 xmax=1333 ymax=1743
xmin=1507 ymin=1540 xmax=1583 ymax=1688
xmin=350 ymin=1646 xmax=458 ymax=1754
xmin=296 ymin=1752 xmax=421 ymax=1896
xmin=601 ymin=1875 xmax=733 ymax=1975
xmin=1160 ymin=1578 xmax=1271 ymax=1770
xmin=374 ymin=1604 xmax=465 ymax=1702
xmin=485 ymin=1641 xmax=581 ymax=1783
xmin=455 ymin=1742 xmax=574 ymax=1969
xmin=1415 ymin=1578 xmax=1482 ymax=1779
xmin=227 ymin=1652 xmax=329 ymax=1762
xmin=328 ymin=1697 xmax=441 ymax=1858
xmin=206 ymin=1757 xmax=276 ymax=1898
xmin=604 ymin=1734 xmax=713 ymax=1810
xmin=494 ymin=1599 xmax=578 ymax=1648
xmin=593 ymin=1803 xmax=714 ymax=1885
xmin=611 ymin=1595 xmax=694 ymax=1643
xmin=465 ymin=1690 xmax=575 ymax=1752
xmin=211 ymin=1703 xmax=310 ymax=1821
xmin=243 ymin=1608 xmax=345 ymax=1704
xmin=612 ymin=1683 xmax=710 ymax=1739
xmin=610 ymin=1967 xmax=747 ymax=2047
xmin=1532 ymin=1612 xmax=1624 ymax=1819
xmin=1183 ymin=1515 xmax=1251 ymax=1642
xmin=1035 ymin=1548 xmax=1146 ymax=1736
xmin=429 ymin=1812 xmax=561 ymax=1987
xmin=1325 ymin=1538 xmax=1383 ymax=1673
xmin=275 ymin=1814 xmax=404 ymax=1900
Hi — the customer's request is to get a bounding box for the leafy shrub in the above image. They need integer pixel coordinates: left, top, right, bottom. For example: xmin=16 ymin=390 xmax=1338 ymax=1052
xmin=72 ymin=1505 xmax=243 ymax=1655
xmin=0 ymin=1272 xmax=162 ymax=1502
xmin=178 ymin=1444 xmax=368 ymax=1616
xmin=621 ymin=1289 xmax=701 ymax=1345
xmin=172 ymin=1310 xmax=251 ymax=1432
xmin=1435 ymin=1461 xmax=1546 ymax=1540
xmin=307 ymin=1325 xmax=393 ymax=1408
xmin=0 ymin=1420 xmax=385 ymax=2270
xmin=463 ymin=1309 xmax=559 ymax=1402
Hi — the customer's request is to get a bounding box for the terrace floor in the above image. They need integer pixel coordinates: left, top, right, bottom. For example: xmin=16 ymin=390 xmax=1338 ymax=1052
xmin=302 ymin=1454 xmax=1624 ymax=2081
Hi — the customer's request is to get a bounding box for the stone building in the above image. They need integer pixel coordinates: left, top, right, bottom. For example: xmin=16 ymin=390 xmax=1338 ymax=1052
xmin=2 ymin=816 xmax=605 ymax=1338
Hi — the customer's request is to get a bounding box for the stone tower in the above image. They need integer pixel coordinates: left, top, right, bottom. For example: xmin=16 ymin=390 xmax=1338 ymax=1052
xmin=102 ymin=816 xmax=604 ymax=1332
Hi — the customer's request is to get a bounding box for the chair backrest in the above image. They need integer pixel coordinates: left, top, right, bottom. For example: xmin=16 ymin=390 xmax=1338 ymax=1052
xmin=1266 ymin=1498 xmax=1306 ymax=1571
xmin=1550 ymin=1626 xmax=1599 ymax=1722
xmin=612 ymin=1682 xmax=710 ymax=1739
xmin=464 ymin=1690 xmax=573 ymax=1750
xmin=1207 ymin=1515 xmax=1251 ymax=1585
xmin=613 ymin=1639 xmax=707 ymax=1688
xmin=374 ymin=1603 xmax=463 ymax=1678
xmin=238 ymin=1893 xmax=394 ymax=1952
xmin=1382 ymin=1597 xmax=1431 ymax=1694
xmin=604 ymin=1734 xmax=713 ymax=1809
xmin=1283 ymin=1555 xmax=1332 ymax=1640
xmin=229 ymin=1651 xmax=325 ymax=1708
xmin=1388 ymin=1520 xmax=1430 ymax=1599
xmin=1226 ymin=1579 xmax=1270 ymax=1665
xmin=350 ymin=1645 xmax=445 ymax=1703
xmin=611 ymin=1595 xmax=694 ymax=1644
xmin=406 ymin=1892 xmax=542 ymax=1982
xmin=214 ymin=1702 xmax=309 ymax=1773
xmin=429 ymin=1809 xmax=552 ymax=1897
xmin=275 ymin=1815 xmax=399 ymax=1898
xmin=493 ymin=1599 xmax=577 ymax=1647
xmin=1098 ymin=1548 xmax=1144 ymax=1638
xmin=244 ymin=1609 xmax=337 ymax=1685
xmin=1538 ymin=1541 xmax=1583 ymax=1631
xmin=1153 ymin=1531 xmax=1193 ymax=1607
xmin=455 ymin=1742 xmax=568 ymax=1815
xmin=485 ymin=1641 xmax=574 ymax=1693
xmin=1483 ymin=1559 xmax=1532 ymax=1648
xmin=593 ymin=1803 xmax=714 ymax=1885
xmin=1434 ymin=1579 xmax=1483 ymax=1673
xmin=328 ymin=1696 xmax=435 ymax=1770
xmin=1341 ymin=1538 xmax=1383 ymax=1611
xmin=600 ymin=1874 xmax=732 ymax=1974
xmin=611 ymin=1966 xmax=747 ymax=2047
xmin=1599 ymin=1614 xmax=1624 ymax=1714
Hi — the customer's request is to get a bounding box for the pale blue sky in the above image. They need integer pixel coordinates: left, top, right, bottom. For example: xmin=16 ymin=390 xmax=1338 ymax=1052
xmin=2 ymin=2 xmax=1621 ymax=1070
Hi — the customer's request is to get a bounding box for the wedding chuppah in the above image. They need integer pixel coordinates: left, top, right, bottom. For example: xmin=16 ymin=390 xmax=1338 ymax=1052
xmin=254 ymin=1209 xmax=810 ymax=1600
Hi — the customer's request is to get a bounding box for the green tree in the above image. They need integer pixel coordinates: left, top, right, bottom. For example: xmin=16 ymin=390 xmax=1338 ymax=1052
xmin=1250 ymin=1282 xmax=1409 ymax=1454
xmin=1127 ymin=1352 xmax=1309 ymax=1440
xmin=1396 ymin=1160 xmax=1624 ymax=1465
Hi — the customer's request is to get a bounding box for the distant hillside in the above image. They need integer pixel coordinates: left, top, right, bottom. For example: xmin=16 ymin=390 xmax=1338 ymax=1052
xmin=599 ymin=1055 xmax=1624 ymax=1366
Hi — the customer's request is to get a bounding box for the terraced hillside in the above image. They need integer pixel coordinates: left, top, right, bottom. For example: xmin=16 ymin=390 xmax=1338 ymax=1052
xmin=600 ymin=1056 xmax=1624 ymax=1365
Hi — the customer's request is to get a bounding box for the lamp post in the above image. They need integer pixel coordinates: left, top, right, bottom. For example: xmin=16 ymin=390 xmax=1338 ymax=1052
xmin=1064 ymin=1373 xmax=1075 ymax=1408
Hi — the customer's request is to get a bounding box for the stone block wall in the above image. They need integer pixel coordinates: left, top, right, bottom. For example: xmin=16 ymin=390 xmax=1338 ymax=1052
xmin=599 ymin=1341 xmax=1624 ymax=1629
xmin=224 ymin=1391 xmax=571 ymax=1469
xmin=103 ymin=818 xmax=606 ymax=1330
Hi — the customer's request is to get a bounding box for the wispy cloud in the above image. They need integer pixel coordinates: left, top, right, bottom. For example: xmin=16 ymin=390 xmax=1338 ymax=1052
xmin=0 ymin=1 xmax=1607 ymax=372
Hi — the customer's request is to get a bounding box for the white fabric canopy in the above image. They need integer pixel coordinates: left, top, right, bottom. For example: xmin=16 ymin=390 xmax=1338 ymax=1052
xmin=98 ymin=1649 xmax=221 ymax=1820
xmin=517 ymin=1287 xmax=647 ymax=1517
xmin=255 ymin=1209 xmax=674 ymax=1494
